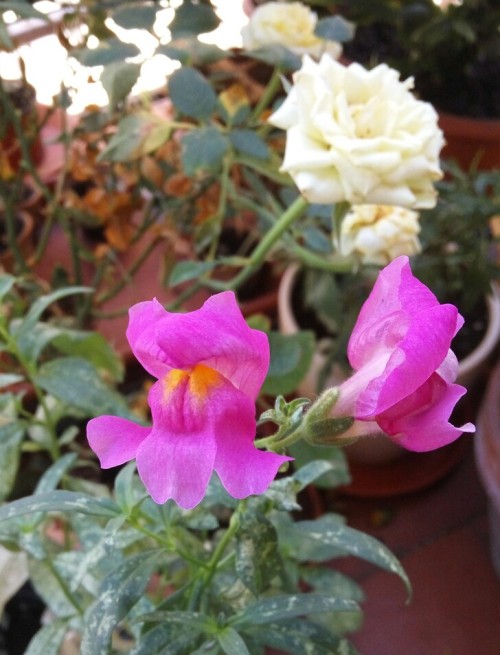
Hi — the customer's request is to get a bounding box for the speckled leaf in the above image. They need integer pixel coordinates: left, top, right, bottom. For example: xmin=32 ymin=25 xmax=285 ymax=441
xmin=34 ymin=357 xmax=133 ymax=418
xmin=218 ymin=627 xmax=251 ymax=655
xmin=232 ymin=594 xmax=359 ymax=629
xmin=35 ymin=454 xmax=78 ymax=494
xmin=0 ymin=423 xmax=24 ymax=501
xmin=24 ymin=619 xmax=68 ymax=655
xmin=249 ymin=618 xmax=358 ymax=655
xmin=81 ymin=550 xmax=162 ymax=655
xmin=295 ymin=515 xmax=411 ymax=597
xmin=235 ymin=510 xmax=281 ymax=595
xmin=0 ymin=491 xmax=120 ymax=523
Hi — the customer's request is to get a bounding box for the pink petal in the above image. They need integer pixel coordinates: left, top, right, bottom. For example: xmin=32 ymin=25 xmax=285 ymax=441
xmin=213 ymin=393 xmax=291 ymax=499
xmin=128 ymin=292 xmax=269 ymax=399
xmin=136 ymin=427 xmax=217 ymax=508
xmin=127 ymin=298 xmax=173 ymax=379
xmin=136 ymin=363 xmax=283 ymax=508
xmin=87 ymin=416 xmax=150 ymax=468
xmin=377 ymin=374 xmax=475 ymax=451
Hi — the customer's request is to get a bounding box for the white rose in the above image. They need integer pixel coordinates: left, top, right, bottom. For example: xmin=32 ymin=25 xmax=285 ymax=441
xmin=268 ymin=55 xmax=444 ymax=208
xmin=241 ymin=2 xmax=342 ymax=59
xmin=340 ymin=205 xmax=422 ymax=266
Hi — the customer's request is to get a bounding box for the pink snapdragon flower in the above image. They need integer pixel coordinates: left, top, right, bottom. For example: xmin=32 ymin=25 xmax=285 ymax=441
xmin=333 ymin=256 xmax=475 ymax=451
xmin=87 ymin=292 xmax=289 ymax=509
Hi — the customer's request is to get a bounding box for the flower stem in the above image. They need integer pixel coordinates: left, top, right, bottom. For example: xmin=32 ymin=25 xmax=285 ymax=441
xmin=209 ymin=194 xmax=309 ymax=291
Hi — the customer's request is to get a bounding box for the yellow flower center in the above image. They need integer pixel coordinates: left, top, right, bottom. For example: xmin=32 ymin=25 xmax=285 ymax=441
xmin=163 ymin=364 xmax=222 ymax=404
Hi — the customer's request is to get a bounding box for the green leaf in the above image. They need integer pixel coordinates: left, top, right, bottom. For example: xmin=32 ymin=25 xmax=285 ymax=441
xmin=81 ymin=550 xmax=162 ymax=655
xmin=235 ymin=510 xmax=281 ymax=595
xmin=181 ymin=127 xmax=230 ymax=175
xmin=24 ymin=620 xmax=68 ymax=655
xmin=229 ymin=130 xmax=269 ymax=160
xmin=0 ymin=373 xmax=24 ymax=389
xmin=290 ymin=443 xmax=350 ymax=489
xmin=157 ymin=39 xmax=226 ymax=66
xmin=52 ymin=330 xmax=124 ymax=382
xmin=246 ymin=45 xmax=302 ymax=71
xmin=0 ymin=274 xmax=16 ymax=300
xmin=34 ymin=357 xmax=133 ymax=418
xmin=232 ymin=593 xmax=359 ymax=628
xmin=111 ymin=3 xmax=158 ymax=31
xmin=262 ymin=331 xmax=315 ymax=396
xmin=0 ymin=1 xmax=47 ymax=20
xmin=218 ymin=627 xmax=251 ymax=655
xmin=168 ymin=67 xmax=217 ymax=120
xmin=129 ymin=625 xmax=203 ymax=655
xmin=99 ymin=112 xmax=171 ymax=162
xmin=315 ymin=16 xmax=355 ymax=43
xmin=169 ymin=2 xmax=220 ymax=36
xmin=113 ymin=462 xmax=146 ymax=512
xmin=29 ymin=559 xmax=78 ymax=619
xmin=35 ymin=453 xmax=78 ymax=495
xmin=169 ymin=259 xmax=217 ymax=286
xmin=248 ymin=618 xmax=356 ymax=655
xmin=10 ymin=285 xmax=92 ymax=342
xmin=295 ymin=515 xmax=412 ymax=597
xmin=0 ymin=491 xmax=120 ymax=523
xmin=101 ymin=61 xmax=142 ymax=111
xmin=0 ymin=423 xmax=24 ymax=501
xmin=74 ymin=38 xmax=140 ymax=67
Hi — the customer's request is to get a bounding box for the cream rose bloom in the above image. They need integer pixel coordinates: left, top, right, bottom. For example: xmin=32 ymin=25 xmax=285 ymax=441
xmin=268 ymin=55 xmax=444 ymax=208
xmin=241 ymin=2 xmax=342 ymax=59
xmin=339 ymin=205 xmax=422 ymax=266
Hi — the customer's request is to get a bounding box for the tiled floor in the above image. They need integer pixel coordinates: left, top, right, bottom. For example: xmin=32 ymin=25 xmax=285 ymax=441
xmin=332 ymin=435 xmax=500 ymax=655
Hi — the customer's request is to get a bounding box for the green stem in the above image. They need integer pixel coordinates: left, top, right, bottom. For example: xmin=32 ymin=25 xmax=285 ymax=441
xmin=209 ymin=194 xmax=309 ymax=291
xmin=250 ymin=67 xmax=283 ymax=123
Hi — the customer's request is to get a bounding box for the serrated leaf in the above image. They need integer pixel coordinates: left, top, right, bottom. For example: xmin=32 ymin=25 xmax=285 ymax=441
xmin=315 ymin=16 xmax=355 ymax=43
xmin=0 ymin=423 xmax=24 ymax=501
xmin=100 ymin=112 xmax=171 ymax=162
xmin=181 ymin=127 xmax=230 ymax=175
xmin=0 ymin=491 xmax=120 ymax=523
xmin=229 ymin=130 xmax=269 ymax=159
xmin=74 ymin=39 xmax=140 ymax=67
xmin=262 ymin=331 xmax=315 ymax=396
xmin=246 ymin=45 xmax=302 ymax=71
xmin=169 ymin=2 xmax=220 ymax=36
xmin=168 ymin=67 xmax=217 ymax=120
xmin=101 ymin=61 xmax=141 ymax=111
xmin=232 ymin=593 xmax=359 ymax=628
xmin=34 ymin=357 xmax=133 ymax=418
xmin=81 ymin=550 xmax=162 ymax=655
xmin=111 ymin=3 xmax=158 ymax=31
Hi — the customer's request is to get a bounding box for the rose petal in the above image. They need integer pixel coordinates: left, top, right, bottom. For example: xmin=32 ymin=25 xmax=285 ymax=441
xmin=87 ymin=416 xmax=150 ymax=468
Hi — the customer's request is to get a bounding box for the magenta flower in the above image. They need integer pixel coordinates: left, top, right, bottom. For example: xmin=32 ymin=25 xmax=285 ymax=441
xmin=333 ymin=256 xmax=475 ymax=451
xmin=87 ymin=292 xmax=289 ymax=509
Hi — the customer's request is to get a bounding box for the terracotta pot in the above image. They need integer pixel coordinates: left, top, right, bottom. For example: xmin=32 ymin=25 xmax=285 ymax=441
xmin=475 ymin=359 xmax=500 ymax=578
xmin=438 ymin=111 xmax=500 ymax=171
xmin=457 ymin=282 xmax=500 ymax=389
